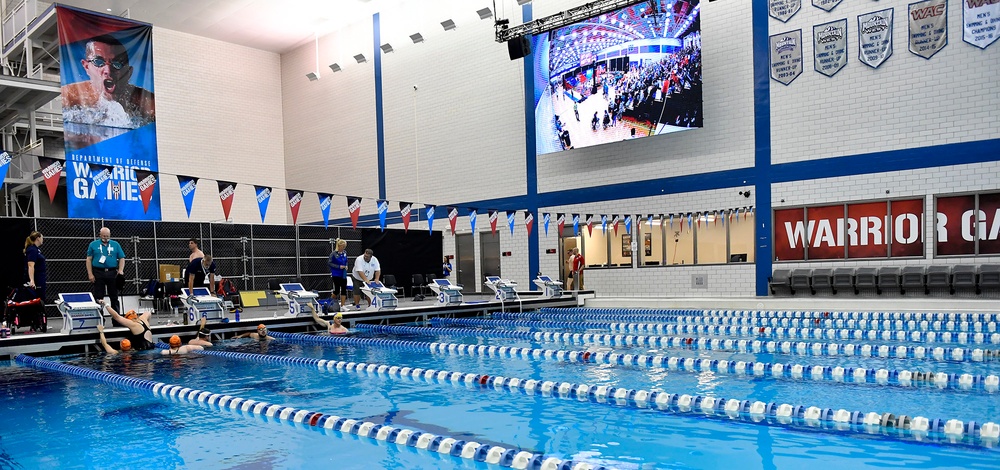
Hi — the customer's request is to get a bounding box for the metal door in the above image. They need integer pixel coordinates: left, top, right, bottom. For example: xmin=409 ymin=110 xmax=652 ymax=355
xmin=480 ymin=232 xmax=501 ymax=292
xmin=455 ymin=233 xmax=475 ymax=290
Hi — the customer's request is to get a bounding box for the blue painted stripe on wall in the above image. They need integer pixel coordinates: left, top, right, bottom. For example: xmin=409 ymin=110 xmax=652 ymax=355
xmin=524 ymin=4 xmax=539 ymax=287
xmin=752 ymin=0 xmax=772 ymax=296
xmin=374 ymin=13 xmax=387 ymax=200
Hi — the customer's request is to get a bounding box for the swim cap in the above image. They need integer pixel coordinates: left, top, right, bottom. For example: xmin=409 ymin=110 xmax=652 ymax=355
xmin=198 ymin=327 xmax=211 ymax=337
xmin=169 ymin=335 xmax=181 ymax=348
xmin=125 ymin=310 xmax=138 ymax=320
xmin=333 ymin=313 xmax=343 ymax=320
xmin=257 ymin=324 xmax=267 ymax=330
xmin=120 ymin=339 xmax=132 ymax=351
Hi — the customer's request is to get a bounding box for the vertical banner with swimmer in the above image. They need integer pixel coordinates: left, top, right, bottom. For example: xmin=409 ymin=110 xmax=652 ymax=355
xmin=57 ymin=6 xmax=158 ymax=220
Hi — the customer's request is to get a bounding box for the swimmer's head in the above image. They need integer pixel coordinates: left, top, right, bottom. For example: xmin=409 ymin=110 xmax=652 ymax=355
xmin=198 ymin=327 xmax=211 ymax=338
xmin=168 ymin=335 xmax=181 ymax=348
xmin=124 ymin=310 xmax=138 ymax=321
xmin=333 ymin=312 xmax=343 ymax=323
xmin=120 ymin=339 xmax=132 ymax=351
xmin=257 ymin=324 xmax=267 ymax=335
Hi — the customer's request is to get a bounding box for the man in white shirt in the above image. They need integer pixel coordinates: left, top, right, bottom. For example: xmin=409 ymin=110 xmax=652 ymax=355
xmin=352 ymin=249 xmax=381 ymax=308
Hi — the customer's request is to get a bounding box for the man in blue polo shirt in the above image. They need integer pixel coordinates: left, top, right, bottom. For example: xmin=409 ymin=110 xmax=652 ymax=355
xmin=86 ymin=227 xmax=126 ymax=313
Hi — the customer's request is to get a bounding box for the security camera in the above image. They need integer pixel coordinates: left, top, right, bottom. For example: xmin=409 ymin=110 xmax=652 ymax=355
xmin=413 ymin=85 xmax=418 ymax=90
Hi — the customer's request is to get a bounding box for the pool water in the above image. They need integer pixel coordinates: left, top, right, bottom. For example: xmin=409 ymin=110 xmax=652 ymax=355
xmin=2 ymin=308 xmax=999 ymax=469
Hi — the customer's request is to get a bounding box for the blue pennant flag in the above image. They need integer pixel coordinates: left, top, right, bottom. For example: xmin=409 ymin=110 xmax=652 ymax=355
xmin=177 ymin=175 xmax=198 ymax=218
xmin=572 ymin=214 xmax=580 ymax=236
xmin=542 ymin=213 xmax=550 ymax=236
xmin=426 ymin=205 xmax=436 ymax=234
xmin=318 ymin=193 xmax=332 ymax=229
xmin=601 ymin=214 xmax=608 ymax=232
xmin=254 ymin=186 xmax=272 ymax=223
xmin=0 ymin=150 xmax=12 ymax=192
xmin=377 ymin=200 xmax=388 ymax=231
xmin=624 ymin=214 xmax=632 ymax=235
xmin=507 ymin=211 xmax=516 ymax=235
xmin=469 ymin=208 xmax=478 ymax=232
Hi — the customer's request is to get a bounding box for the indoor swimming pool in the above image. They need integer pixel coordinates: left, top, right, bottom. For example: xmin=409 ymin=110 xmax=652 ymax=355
xmin=2 ymin=307 xmax=999 ymax=469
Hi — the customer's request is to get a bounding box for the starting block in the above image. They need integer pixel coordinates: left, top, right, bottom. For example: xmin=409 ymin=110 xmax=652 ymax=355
xmin=182 ymin=287 xmax=226 ymax=323
xmin=533 ymin=275 xmax=564 ymax=299
xmin=56 ymin=292 xmax=104 ymax=334
xmin=485 ymin=276 xmax=519 ymax=302
xmin=428 ymin=279 xmax=463 ymax=306
xmin=361 ymin=281 xmax=398 ymax=311
xmin=279 ymin=283 xmax=319 ymax=317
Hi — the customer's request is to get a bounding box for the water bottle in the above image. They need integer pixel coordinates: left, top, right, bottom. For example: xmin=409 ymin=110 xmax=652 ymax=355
xmin=234 ymin=309 xmax=241 ymax=322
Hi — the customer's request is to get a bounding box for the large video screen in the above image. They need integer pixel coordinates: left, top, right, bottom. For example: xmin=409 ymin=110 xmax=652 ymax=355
xmin=533 ymin=1 xmax=702 ymax=155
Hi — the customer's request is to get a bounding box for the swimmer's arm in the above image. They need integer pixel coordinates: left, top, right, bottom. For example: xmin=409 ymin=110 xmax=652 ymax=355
xmin=233 ymin=332 xmax=253 ymax=339
xmin=198 ymin=317 xmax=207 ymax=331
xmin=309 ymin=305 xmax=329 ymax=329
xmin=96 ymin=324 xmax=117 ymax=355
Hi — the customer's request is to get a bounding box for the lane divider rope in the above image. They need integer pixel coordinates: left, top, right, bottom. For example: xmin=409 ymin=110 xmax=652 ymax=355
xmin=540 ymin=308 xmax=1000 ymax=323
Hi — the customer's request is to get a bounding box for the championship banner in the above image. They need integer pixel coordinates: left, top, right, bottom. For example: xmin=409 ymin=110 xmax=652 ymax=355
xmin=612 ymin=214 xmax=620 ymax=235
xmin=814 ymin=19 xmax=848 ymax=77
xmin=377 ymin=200 xmax=388 ymax=231
xmin=0 ymin=150 xmax=11 ymax=191
xmin=447 ymin=206 xmax=459 ymax=235
xmin=964 ymin=0 xmax=1000 ymax=49
xmin=37 ymin=157 xmax=63 ymax=203
xmin=469 ymin=209 xmax=478 ymax=233
xmin=601 ymin=215 xmax=608 ymax=233
xmin=347 ymin=196 xmax=362 ymax=229
xmin=542 ymin=213 xmax=550 ymax=237
xmin=399 ymin=202 xmax=412 ymax=232
xmin=525 ymin=211 xmax=534 ymax=236
xmin=254 ymin=185 xmax=271 ymax=223
xmin=507 ymin=211 xmax=517 ymax=235
xmin=586 ymin=214 xmax=594 ymax=236
xmin=134 ymin=169 xmax=156 ymax=214
xmin=769 ymin=0 xmax=801 ymax=22
xmin=572 ymin=214 xmax=580 ymax=236
xmin=178 ymin=175 xmax=198 ymax=218
xmin=489 ymin=210 xmax=499 ymax=234
xmin=859 ymin=8 xmax=894 ymax=68
xmin=909 ymin=0 xmax=948 ymax=59
xmin=319 ymin=193 xmax=333 ymax=229
xmin=770 ymin=30 xmax=803 ymax=85
xmin=624 ymin=215 xmax=632 ymax=235
xmin=57 ymin=6 xmax=159 ymax=220
xmin=288 ymin=190 xmax=303 ymax=225
xmin=218 ymin=181 xmax=237 ymax=222
xmin=426 ymin=205 xmax=436 ymax=234
xmin=812 ymin=0 xmax=842 ymax=13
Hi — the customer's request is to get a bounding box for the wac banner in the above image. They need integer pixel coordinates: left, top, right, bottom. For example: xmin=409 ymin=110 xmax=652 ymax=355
xmin=57 ymin=6 xmax=159 ymax=220
xmin=770 ymin=30 xmax=803 ymax=85
xmin=909 ymin=0 xmax=948 ymax=59
xmin=859 ymin=8 xmax=894 ymax=68
xmin=964 ymin=0 xmax=1000 ymax=49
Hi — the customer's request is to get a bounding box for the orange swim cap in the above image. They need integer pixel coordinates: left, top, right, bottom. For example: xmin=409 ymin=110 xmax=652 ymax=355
xmin=258 ymin=324 xmax=266 ymax=330
xmin=125 ymin=310 xmax=138 ymax=321
xmin=169 ymin=335 xmax=181 ymax=348
xmin=120 ymin=339 xmax=132 ymax=351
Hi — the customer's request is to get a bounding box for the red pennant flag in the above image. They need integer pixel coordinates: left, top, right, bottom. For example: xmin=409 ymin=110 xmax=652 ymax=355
xmin=37 ymin=157 xmax=63 ymax=203
xmin=218 ymin=181 xmax=237 ymax=221
xmin=448 ymin=206 xmax=458 ymax=235
xmin=134 ymin=169 xmax=157 ymax=213
xmin=347 ymin=196 xmax=362 ymax=228
xmin=612 ymin=214 xmax=620 ymax=235
xmin=287 ymin=190 xmax=303 ymax=225
xmin=399 ymin=202 xmax=412 ymax=232
xmin=586 ymin=214 xmax=594 ymax=236
xmin=524 ymin=211 xmax=534 ymax=235
xmin=488 ymin=210 xmax=499 ymax=234
xmin=557 ymin=213 xmax=566 ymax=235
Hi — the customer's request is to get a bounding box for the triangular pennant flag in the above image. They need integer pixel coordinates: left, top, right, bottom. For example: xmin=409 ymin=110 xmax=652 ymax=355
xmin=506 ymin=211 xmax=516 ymax=235
xmin=697 ymin=213 xmax=702 ymax=229
xmin=669 ymin=214 xmax=674 ymax=229
xmin=178 ymin=176 xmax=198 ymax=218
xmin=637 ymin=214 xmax=644 ymax=231
xmin=37 ymin=157 xmax=63 ymax=203
xmin=612 ymin=214 xmax=620 ymax=235
xmin=469 ymin=208 xmax=478 ymax=233
xmin=88 ymin=164 xmax=114 ymax=213
xmin=347 ymin=196 xmax=362 ymax=229
xmin=287 ymin=190 xmax=303 ymax=225
xmin=714 ymin=210 xmax=719 ymax=226
xmin=318 ymin=193 xmax=333 ymax=229
xmin=377 ymin=200 xmax=388 ymax=231
xmin=542 ymin=213 xmax=551 ymax=237
xmin=0 ymin=150 xmax=11 ymax=191
xmin=600 ymin=215 xmax=607 ymax=233
xmin=217 ymin=181 xmax=237 ymax=221
xmin=524 ymin=211 xmax=534 ymax=236
xmin=556 ymin=213 xmax=565 ymax=236
xmin=447 ymin=206 xmax=459 ymax=235
xmin=749 ymin=206 xmax=754 ymax=219
xmin=624 ymin=215 xmax=632 ymax=235
xmin=134 ymin=169 xmax=157 ymax=214
xmin=688 ymin=213 xmax=693 ymax=230
xmin=572 ymin=214 xmax=580 ymax=236
xmin=734 ymin=207 xmax=740 ymax=223
xmin=488 ymin=210 xmax=499 ymax=234
xmin=426 ymin=205 xmax=436 ymax=234
xmin=399 ymin=202 xmax=412 ymax=232
xmin=586 ymin=214 xmax=594 ymax=236
xmin=254 ymin=185 xmax=272 ymax=223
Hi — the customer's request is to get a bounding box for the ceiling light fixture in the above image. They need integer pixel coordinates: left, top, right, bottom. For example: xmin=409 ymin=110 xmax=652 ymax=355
xmin=354 ymin=54 xmax=367 ymax=63
xmin=380 ymin=43 xmax=393 ymax=53
xmin=329 ymin=63 xmax=342 ymax=72
xmin=409 ymin=33 xmax=424 ymax=43
xmin=441 ymin=19 xmax=457 ymax=31
xmin=477 ymin=8 xmax=493 ymax=20
xmin=517 ymin=0 xmax=532 ymax=5
xmin=306 ymin=72 xmax=319 ymax=81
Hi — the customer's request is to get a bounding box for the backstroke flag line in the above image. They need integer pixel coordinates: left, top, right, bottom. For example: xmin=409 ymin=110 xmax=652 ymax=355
xmin=178 ymin=175 xmax=198 ymax=218
xmin=38 ymin=157 xmax=63 ymax=203
xmin=254 ymin=185 xmax=271 ymax=223
xmin=347 ymin=196 xmax=362 ymax=229
xmin=377 ymin=200 xmax=388 ymax=231
xmin=134 ymin=169 xmax=157 ymax=214
xmin=0 ymin=150 xmax=12 ymax=192
xmin=218 ymin=181 xmax=237 ymax=222
xmin=319 ymin=193 xmax=332 ymax=229
xmin=287 ymin=190 xmax=303 ymax=225
xmin=400 ymin=202 xmax=412 ymax=232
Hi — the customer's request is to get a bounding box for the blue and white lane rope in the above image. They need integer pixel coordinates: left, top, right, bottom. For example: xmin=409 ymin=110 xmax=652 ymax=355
xmin=351 ymin=325 xmax=999 ymax=392
xmin=505 ymin=311 xmax=1000 ymax=334
xmin=194 ymin=347 xmax=1000 ymax=448
xmin=14 ymin=355 xmax=592 ymax=470
xmin=355 ymin=323 xmax=1000 ymax=364
xmin=432 ymin=317 xmax=1000 ymax=345
xmin=542 ymin=307 xmax=1000 ymax=323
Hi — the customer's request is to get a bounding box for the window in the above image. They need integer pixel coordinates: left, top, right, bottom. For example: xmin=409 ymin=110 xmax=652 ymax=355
xmin=639 ymin=218 xmax=664 ymax=266
xmin=729 ymin=212 xmax=755 ymax=262
xmin=583 ymin=225 xmax=608 ymax=268
xmin=695 ymin=213 xmax=727 ymax=264
xmin=666 ymin=218 xmax=694 ymax=265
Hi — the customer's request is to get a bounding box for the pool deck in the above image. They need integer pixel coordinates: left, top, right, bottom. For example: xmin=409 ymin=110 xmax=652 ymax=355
xmin=0 ymin=291 xmax=588 ymax=359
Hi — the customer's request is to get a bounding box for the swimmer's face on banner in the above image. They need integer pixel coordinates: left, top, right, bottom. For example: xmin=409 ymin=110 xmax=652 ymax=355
xmin=82 ymin=40 xmax=131 ymax=101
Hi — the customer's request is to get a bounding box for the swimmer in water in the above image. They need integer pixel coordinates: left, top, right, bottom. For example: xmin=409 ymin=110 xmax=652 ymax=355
xmin=96 ymin=324 xmax=131 ymax=355
xmin=234 ymin=324 xmax=274 ymax=341
xmin=309 ymin=304 xmax=349 ymax=335
xmin=105 ymin=302 xmax=155 ymax=351
xmin=188 ymin=317 xmax=213 ymax=347
xmin=161 ymin=335 xmax=204 ymax=355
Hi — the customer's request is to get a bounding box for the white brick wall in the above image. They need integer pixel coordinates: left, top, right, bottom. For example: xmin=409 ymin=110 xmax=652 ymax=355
xmin=154 ymin=27 xmax=285 ymax=224
xmin=769 ymin=0 xmax=1000 ymax=164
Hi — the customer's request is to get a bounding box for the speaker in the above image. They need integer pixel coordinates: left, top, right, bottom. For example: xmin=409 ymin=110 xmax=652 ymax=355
xmin=507 ymin=37 xmax=531 ymax=60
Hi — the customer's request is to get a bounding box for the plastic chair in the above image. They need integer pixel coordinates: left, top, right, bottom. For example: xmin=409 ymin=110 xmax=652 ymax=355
xmin=411 ymin=274 xmax=425 ymax=299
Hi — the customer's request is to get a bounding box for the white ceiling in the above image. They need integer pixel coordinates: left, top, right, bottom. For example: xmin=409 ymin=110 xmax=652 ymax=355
xmin=52 ymin=0 xmax=415 ymax=54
